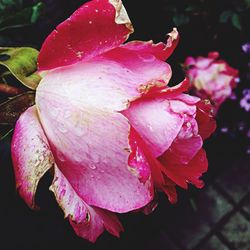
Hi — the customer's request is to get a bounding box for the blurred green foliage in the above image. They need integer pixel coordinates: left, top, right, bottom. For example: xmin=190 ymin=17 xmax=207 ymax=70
xmin=163 ymin=0 xmax=250 ymax=30
xmin=0 ymin=0 xmax=43 ymax=31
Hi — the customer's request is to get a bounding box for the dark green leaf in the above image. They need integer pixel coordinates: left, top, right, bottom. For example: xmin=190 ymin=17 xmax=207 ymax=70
xmin=31 ymin=2 xmax=43 ymax=24
xmin=0 ymin=91 xmax=35 ymax=125
xmin=232 ymin=13 xmax=242 ymax=30
xmin=0 ymin=47 xmax=41 ymax=89
xmin=245 ymin=0 xmax=250 ymax=8
xmin=0 ymin=0 xmax=22 ymax=11
xmin=0 ymin=2 xmax=42 ymax=31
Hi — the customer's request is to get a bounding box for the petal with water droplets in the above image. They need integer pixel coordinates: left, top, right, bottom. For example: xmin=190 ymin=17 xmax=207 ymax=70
xmin=38 ymin=0 xmax=133 ymax=70
xmin=51 ymin=166 xmax=123 ymax=242
xmin=11 ymin=106 xmax=54 ymax=209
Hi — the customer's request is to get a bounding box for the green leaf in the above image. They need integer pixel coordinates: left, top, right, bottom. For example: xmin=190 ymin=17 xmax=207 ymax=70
xmin=0 ymin=47 xmax=41 ymax=90
xmin=245 ymin=0 xmax=250 ymax=8
xmin=0 ymin=0 xmax=22 ymax=11
xmin=173 ymin=14 xmax=190 ymax=26
xmin=0 ymin=91 xmax=35 ymax=125
xmin=31 ymin=2 xmax=43 ymax=24
xmin=219 ymin=10 xmax=233 ymax=23
xmin=232 ymin=13 xmax=242 ymax=30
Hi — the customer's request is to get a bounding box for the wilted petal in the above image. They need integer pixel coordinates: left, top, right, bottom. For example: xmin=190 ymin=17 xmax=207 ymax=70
xmin=122 ymin=28 xmax=179 ymax=61
xmin=38 ymin=0 xmax=133 ymax=70
xmin=50 ymin=166 xmax=123 ymax=242
xmin=11 ymin=106 xmax=54 ymax=209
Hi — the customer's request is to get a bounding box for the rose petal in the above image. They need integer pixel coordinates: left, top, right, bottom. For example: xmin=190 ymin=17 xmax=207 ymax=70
xmin=196 ymin=100 xmax=216 ymax=140
xmin=38 ymin=0 xmax=133 ymax=70
xmin=122 ymin=28 xmax=179 ymax=61
xmin=122 ymin=97 xmax=184 ymax=158
xmin=36 ymin=53 xmax=173 ymax=212
xmin=162 ymin=135 xmax=203 ymax=166
xmin=50 ymin=166 xmax=123 ymax=242
xmin=160 ymin=149 xmax=208 ymax=189
xmin=11 ymin=106 xmax=54 ymax=209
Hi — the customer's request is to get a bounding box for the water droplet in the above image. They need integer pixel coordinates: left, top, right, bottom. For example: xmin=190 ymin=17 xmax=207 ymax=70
xmin=186 ymin=122 xmax=191 ymax=128
xmin=73 ymin=154 xmax=82 ymax=163
xmin=58 ymin=122 xmax=68 ymax=133
xmin=89 ymin=164 xmax=97 ymax=170
xmin=89 ymin=20 xmax=92 ymax=24
xmin=50 ymin=107 xmax=60 ymax=118
xmin=147 ymin=124 xmax=153 ymax=131
xmin=77 ymin=51 xmax=84 ymax=58
xmin=57 ymin=151 xmax=66 ymax=162
xmin=95 ymin=9 xmax=99 ymax=12
xmin=139 ymin=54 xmax=155 ymax=62
xmin=91 ymin=153 xmax=100 ymax=164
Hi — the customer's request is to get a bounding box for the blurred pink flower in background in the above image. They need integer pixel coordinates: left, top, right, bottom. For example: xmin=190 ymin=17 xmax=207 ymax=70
xmin=184 ymin=52 xmax=239 ymax=112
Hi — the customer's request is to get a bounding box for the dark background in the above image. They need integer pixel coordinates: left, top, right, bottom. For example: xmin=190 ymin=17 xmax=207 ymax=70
xmin=0 ymin=0 xmax=250 ymax=249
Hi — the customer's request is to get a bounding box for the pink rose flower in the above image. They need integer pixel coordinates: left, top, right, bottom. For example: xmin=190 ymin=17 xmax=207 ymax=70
xmin=11 ymin=0 xmax=216 ymax=242
xmin=184 ymin=52 xmax=239 ymax=111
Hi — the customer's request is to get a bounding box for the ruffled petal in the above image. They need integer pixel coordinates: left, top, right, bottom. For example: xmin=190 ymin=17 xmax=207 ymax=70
xmin=122 ymin=28 xmax=179 ymax=61
xmin=38 ymin=0 xmax=133 ymax=70
xmin=122 ymin=97 xmax=184 ymax=158
xmin=11 ymin=106 xmax=54 ymax=209
xmin=50 ymin=166 xmax=123 ymax=242
xmin=122 ymin=92 xmax=199 ymax=158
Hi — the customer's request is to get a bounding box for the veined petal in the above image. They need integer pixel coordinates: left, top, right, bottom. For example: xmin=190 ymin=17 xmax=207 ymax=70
xmin=35 ymin=52 xmax=173 ymax=212
xmin=11 ymin=106 xmax=54 ymax=209
xmin=50 ymin=166 xmax=123 ymax=242
xmin=38 ymin=0 xmax=133 ymax=70
xmin=122 ymin=28 xmax=179 ymax=61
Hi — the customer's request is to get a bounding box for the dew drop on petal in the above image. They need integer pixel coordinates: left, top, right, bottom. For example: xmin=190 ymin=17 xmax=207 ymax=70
xmin=89 ymin=164 xmax=97 ymax=170
xmin=139 ymin=54 xmax=155 ymax=62
xmin=58 ymin=122 xmax=68 ymax=133
xmin=57 ymin=151 xmax=66 ymax=162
